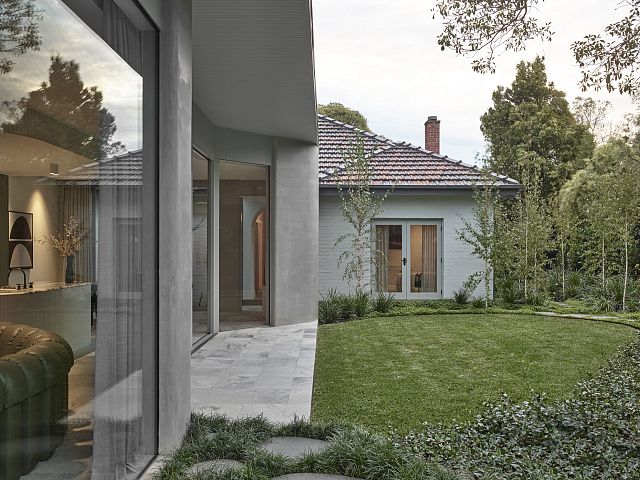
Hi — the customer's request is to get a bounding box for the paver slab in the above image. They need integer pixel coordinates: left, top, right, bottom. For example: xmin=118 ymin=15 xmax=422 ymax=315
xmin=260 ymin=436 xmax=329 ymax=459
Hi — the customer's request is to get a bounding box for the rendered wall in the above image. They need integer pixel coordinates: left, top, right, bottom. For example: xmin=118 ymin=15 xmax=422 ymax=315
xmin=271 ymin=138 xmax=319 ymax=325
xmin=157 ymin=0 xmax=193 ymax=453
xmin=318 ymin=192 xmax=490 ymax=298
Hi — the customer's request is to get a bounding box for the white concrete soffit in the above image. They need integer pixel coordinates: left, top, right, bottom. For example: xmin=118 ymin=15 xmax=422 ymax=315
xmin=192 ymin=0 xmax=318 ymax=144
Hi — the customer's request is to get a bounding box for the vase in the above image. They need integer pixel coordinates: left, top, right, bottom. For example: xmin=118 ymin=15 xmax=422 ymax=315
xmin=65 ymin=255 xmax=75 ymax=284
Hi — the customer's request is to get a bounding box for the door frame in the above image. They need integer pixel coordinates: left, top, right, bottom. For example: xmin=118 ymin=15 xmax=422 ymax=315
xmin=372 ymin=219 xmax=443 ymax=300
xmin=405 ymin=220 xmax=442 ymax=300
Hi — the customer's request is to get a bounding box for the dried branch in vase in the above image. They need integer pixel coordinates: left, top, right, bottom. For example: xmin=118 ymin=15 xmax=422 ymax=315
xmin=38 ymin=216 xmax=88 ymax=256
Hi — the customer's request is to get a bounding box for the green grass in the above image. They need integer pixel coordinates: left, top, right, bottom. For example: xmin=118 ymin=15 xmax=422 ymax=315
xmin=311 ymin=314 xmax=637 ymax=433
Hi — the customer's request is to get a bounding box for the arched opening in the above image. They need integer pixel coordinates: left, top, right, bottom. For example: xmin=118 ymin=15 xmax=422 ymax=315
xmin=252 ymin=208 xmax=266 ymax=300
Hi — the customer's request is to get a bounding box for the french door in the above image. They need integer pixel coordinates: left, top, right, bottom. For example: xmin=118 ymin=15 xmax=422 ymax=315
xmin=373 ymin=220 xmax=442 ymax=299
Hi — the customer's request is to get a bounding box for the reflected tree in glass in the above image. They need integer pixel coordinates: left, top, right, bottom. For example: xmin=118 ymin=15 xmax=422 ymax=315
xmin=1 ymin=54 xmax=125 ymax=160
xmin=0 ymin=0 xmax=42 ymax=74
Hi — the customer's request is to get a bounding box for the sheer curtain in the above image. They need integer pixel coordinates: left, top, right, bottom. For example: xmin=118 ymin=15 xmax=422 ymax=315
xmin=92 ymin=2 xmax=145 ymax=478
xmin=375 ymin=226 xmax=389 ymax=292
xmin=421 ymin=225 xmax=438 ymax=292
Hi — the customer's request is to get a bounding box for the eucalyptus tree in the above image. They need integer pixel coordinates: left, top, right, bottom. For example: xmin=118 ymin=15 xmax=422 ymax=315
xmin=433 ymin=0 xmax=640 ymax=96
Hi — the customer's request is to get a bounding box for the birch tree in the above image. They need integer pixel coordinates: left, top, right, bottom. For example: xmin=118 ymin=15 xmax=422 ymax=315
xmin=335 ymin=137 xmax=390 ymax=292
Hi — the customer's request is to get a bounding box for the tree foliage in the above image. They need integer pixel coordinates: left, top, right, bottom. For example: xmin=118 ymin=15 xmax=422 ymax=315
xmin=433 ymin=0 xmax=640 ymax=95
xmin=1 ymin=55 xmax=124 ymax=159
xmin=560 ymin=138 xmax=640 ymax=309
xmin=572 ymin=96 xmax=612 ymax=144
xmin=456 ymin=168 xmax=498 ymax=307
xmin=318 ymin=102 xmax=370 ymax=131
xmin=335 ymin=137 xmax=390 ymax=292
xmin=0 ymin=0 xmax=41 ymax=74
xmin=480 ymin=57 xmax=594 ymax=198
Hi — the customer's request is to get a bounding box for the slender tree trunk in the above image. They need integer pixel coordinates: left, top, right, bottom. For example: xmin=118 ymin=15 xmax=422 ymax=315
xmin=524 ymin=216 xmax=529 ymax=301
xmin=561 ymin=236 xmax=566 ymax=300
xmin=601 ymin=234 xmax=606 ymax=290
xmin=623 ymin=223 xmax=629 ymax=311
xmin=485 ymin=258 xmax=489 ymax=308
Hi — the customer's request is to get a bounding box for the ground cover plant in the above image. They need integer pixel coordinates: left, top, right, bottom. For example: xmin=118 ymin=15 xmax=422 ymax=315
xmin=153 ymin=414 xmax=457 ymax=480
xmin=311 ymin=314 xmax=637 ymax=433
xmin=400 ymin=337 xmax=640 ymax=479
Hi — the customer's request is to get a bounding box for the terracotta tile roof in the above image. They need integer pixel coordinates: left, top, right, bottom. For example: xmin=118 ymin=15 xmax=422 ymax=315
xmin=318 ymin=114 xmax=519 ymax=188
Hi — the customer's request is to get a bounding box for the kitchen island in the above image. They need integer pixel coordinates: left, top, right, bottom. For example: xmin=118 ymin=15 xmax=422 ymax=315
xmin=0 ymin=281 xmax=92 ymax=357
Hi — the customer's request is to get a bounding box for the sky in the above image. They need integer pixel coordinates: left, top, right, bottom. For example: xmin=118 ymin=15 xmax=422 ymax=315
xmin=313 ymin=0 xmax=638 ymax=163
xmin=0 ymin=0 xmax=142 ymax=152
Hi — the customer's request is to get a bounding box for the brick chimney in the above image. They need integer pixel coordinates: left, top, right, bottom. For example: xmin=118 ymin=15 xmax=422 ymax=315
xmin=424 ymin=116 xmax=440 ymax=154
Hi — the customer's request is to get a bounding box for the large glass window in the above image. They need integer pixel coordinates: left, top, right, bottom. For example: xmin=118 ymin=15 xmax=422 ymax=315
xmin=192 ymin=151 xmax=209 ymax=343
xmin=219 ymin=161 xmax=268 ymax=330
xmin=0 ymin=0 xmax=155 ymax=478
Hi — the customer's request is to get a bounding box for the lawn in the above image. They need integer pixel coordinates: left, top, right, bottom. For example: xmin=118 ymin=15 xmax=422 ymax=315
xmin=311 ymin=313 xmax=637 ymax=433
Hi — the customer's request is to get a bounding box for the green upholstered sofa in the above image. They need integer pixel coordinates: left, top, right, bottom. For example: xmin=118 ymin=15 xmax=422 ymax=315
xmin=0 ymin=322 xmax=74 ymax=480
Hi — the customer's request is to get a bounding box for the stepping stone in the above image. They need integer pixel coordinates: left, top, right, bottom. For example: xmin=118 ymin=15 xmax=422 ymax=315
xmin=260 ymin=436 xmax=329 ymax=459
xmin=185 ymin=459 xmax=243 ymax=476
xmin=272 ymin=475 xmax=363 ymax=480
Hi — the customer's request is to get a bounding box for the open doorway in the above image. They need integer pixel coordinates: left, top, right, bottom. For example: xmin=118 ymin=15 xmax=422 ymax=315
xmin=219 ymin=161 xmax=269 ymax=330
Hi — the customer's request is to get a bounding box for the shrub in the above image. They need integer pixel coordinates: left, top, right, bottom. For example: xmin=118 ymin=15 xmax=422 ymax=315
xmin=372 ymin=292 xmax=395 ymax=313
xmin=524 ymin=288 xmax=547 ymax=306
xmin=353 ymin=290 xmax=372 ymax=317
xmin=400 ymin=338 xmax=640 ymax=479
xmin=565 ymin=270 xmax=581 ymax=298
xmin=319 ymin=290 xmax=343 ymax=325
xmin=496 ymin=277 xmax=522 ymax=305
xmin=452 ymin=288 xmax=469 ymax=305
xmin=471 ymin=297 xmax=485 ymax=308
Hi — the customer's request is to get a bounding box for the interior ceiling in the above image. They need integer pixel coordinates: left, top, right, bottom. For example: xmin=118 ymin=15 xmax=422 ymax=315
xmin=192 ymin=0 xmax=318 ymax=144
xmin=219 ymin=160 xmax=266 ymax=181
xmin=0 ymin=133 xmax=92 ymax=179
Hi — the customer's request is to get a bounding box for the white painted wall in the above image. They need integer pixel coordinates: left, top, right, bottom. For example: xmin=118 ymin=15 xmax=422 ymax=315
xmin=8 ymin=177 xmax=62 ymax=284
xmin=318 ymin=192 xmax=490 ymax=299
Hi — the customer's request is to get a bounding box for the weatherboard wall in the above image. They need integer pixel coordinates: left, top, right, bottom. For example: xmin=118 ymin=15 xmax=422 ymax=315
xmin=318 ymin=193 xmax=490 ymax=299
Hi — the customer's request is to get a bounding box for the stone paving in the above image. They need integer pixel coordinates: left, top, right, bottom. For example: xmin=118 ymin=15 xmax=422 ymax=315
xmin=260 ymin=436 xmax=329 ymax=459
xmin=191 ymin=321 xmax=317 ymax=423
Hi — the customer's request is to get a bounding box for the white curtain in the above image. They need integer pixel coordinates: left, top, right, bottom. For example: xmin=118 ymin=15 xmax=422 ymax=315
xmin=375 ymin=226 xmax=389 ymax=292
xmin=92 ymin=3 xmax=145 ymax=478
xmin=421 ymin=225 xmax=438 ymax=292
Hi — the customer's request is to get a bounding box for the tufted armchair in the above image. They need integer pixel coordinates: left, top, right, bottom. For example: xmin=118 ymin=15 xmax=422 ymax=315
xmin=0 ymin=322 xmax=74 ymax=480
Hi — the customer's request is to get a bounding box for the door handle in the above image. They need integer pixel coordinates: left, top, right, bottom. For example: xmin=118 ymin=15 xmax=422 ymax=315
xmin=402 ymin=257 xmax=407 ymax=266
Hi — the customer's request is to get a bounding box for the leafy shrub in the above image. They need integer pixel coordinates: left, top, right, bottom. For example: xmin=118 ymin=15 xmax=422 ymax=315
xmin=565 ymin=270 xmax=582 ymax=298
xmin=400 ymin=338 xmax=640 ymax=479
xmin=372 ymin=292 xmax=395 ymax=313
xmin=452 ymin=288 xmax=470 ymax=305
xmin=525 ymin=288 xmax=547 ymax=306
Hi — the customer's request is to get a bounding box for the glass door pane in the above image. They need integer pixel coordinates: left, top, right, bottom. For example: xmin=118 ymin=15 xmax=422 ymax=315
xmin=409 ymin=224 xmax=439 ymax=294
xmin=192 ymin=150 xmax=209 ymax=343
xmin=374 ymin=224 xmax=404 ymax=294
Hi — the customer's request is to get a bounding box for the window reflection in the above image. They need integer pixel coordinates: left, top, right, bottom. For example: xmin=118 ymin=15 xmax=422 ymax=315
xmin=0 ymin=0 xmax=150 ymax=478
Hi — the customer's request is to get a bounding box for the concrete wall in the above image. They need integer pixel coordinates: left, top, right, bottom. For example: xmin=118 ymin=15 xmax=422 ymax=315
xmin=157 ymin=0 xmax=193 ymax=453
xmin=318 ymin=192 xmax=488 ymax=298
xmin=271 ymin=138 xmax=319 ymax=326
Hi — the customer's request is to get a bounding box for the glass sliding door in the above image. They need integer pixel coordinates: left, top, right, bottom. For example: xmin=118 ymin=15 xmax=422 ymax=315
xmin=0 ymin=0 xmax=157 ymax=478
xmin=374 ymin=221 xmax=441 ymax=299
xmin=374 ymin=223 xmax=404 ymax=296
xmin=409 ymin=224 xmax=439 ymax=294
xmin=219 ymin=161 xmax=269 ymax=330
xmin=192 ymin=151 xmax=210 ymax=343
